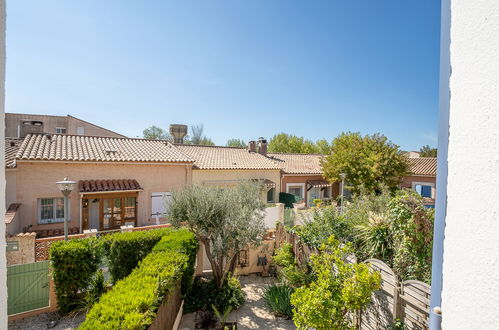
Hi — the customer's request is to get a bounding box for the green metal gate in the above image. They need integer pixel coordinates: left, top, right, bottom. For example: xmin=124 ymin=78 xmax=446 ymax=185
xmin=7 ymin=260 xmax=50 ymax=315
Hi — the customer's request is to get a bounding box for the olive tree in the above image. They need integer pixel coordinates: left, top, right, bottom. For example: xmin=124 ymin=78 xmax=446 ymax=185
xmin=168 ymin=181 xmax=266 ymax=288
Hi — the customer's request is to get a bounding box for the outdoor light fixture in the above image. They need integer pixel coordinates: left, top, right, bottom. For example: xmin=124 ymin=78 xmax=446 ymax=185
xmin=339 ymin=173 xmax=347 ymax=214
xmin=56 ymin=177 xmax=76 ymax=240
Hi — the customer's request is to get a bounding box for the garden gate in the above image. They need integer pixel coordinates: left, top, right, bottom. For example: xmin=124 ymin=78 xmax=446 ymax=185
xmin=7 ymin=260 xmax=50 ymax=315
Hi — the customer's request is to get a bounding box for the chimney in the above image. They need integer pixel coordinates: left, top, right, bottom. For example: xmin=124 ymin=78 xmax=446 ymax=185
xmin=248 ymin=141 xmax=256 ymax=153
xmin=169 ymin=124 xmax=188 ymax=144
xmin=257 ymin=137 xmax=267 ymax=156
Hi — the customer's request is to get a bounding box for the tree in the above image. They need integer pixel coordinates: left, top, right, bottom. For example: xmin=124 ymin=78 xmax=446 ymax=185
xmin=142 ymin=126 xmax=171 ymax=140
xmin=419 ymin=145 xmax=437 ymax=157
xmin=321 ymin=132 xmax=409 ymax=194
xmin=168 ymin=181 xmax=266 ymax=288
xmin=185 ymin=124 xmax=215 ymax=146
xmin=291 ymin=236 xmax=380 ymax=329
xmin=315 ymin=138 xmax=332 ymax=154
xmin=226 ymin=139 xmax=246 ymax=148
xmin=268 ymin=133 xmax=318 ymax=154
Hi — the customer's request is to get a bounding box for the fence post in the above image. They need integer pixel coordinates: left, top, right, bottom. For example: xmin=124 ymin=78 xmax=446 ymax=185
xmin=393 ymin=280 xmax=402 ymax=322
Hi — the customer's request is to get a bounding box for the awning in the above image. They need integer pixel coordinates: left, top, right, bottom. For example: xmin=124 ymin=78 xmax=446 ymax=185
xmin=307 ymin=180 xmax=332 ymax=190
xmin=252 ymin=179 xmax=276 ymax=188
xmin=5 ymin=203 xmax=21 ymax=224
xmin=79 ymin=179 xmax=143 ymax=193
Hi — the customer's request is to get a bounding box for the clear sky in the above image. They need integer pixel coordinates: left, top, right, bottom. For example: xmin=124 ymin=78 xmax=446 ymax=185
xmin=6 ymin=1 xmax=441 ymax=151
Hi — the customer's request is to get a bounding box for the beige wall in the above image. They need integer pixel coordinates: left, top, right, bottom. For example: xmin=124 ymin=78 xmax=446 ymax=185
xmin=281 ymin=174 xmax=340 ymax=205
xmin=192 ymin=169 xmax=281 ymax=202
xmin=401 ymin=175 xmax=436 ymax=189
xmin=6 ymin=169 xmax=16 ymax=206
xmin=12 ymin=161 xmax=192 ymax=233
xmin=5 ymin=113 xmax=124 ymax=138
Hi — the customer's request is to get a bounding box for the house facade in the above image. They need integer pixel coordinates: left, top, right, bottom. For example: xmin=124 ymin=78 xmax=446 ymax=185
xmin=5 ymin=134 xmax=193 ymax=236
xmin=5 ymin=113 xmax=125 ymax=138
xmin=401 ymin=156 xmax=437 ymax=206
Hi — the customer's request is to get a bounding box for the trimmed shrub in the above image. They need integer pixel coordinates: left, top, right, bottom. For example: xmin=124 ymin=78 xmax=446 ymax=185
xmin=49 ymin=238 xmax=100 ymax=313
xmin=101 ymin=228 xmax=172 ymax=282
xmin=264 ymin=284 xmax=294 ymax=318
xmin=80 ymin=229 xmax=198 ymax=329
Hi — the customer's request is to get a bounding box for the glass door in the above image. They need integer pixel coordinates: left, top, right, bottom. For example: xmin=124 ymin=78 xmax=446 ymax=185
xmin=101 ymin=197 xmax=123 ymax=230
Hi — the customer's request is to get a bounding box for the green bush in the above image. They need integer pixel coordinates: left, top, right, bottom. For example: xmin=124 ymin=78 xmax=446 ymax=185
xmin=80 ymin=229 xmax=198 ymax=329
xmin=272 ymin=243 xmax=313 ymax=288
xmin=264 ymin=284 xmax=293 ymax=318
xmin=101 ymin=228 xmax=172 ymax=282
xmin=184 ymin=275 xmax=245 ymax=313
xmin=49 ymin=238 xmax=100 ymax=314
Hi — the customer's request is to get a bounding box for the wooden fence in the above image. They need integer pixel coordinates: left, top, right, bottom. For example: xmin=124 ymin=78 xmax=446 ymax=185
xmin=275 ymin=224 xmax=431 ymax=330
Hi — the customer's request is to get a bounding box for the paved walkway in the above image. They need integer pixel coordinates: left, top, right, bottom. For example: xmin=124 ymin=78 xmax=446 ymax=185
xmin=180 ymin=275 xmax=296 ymax=330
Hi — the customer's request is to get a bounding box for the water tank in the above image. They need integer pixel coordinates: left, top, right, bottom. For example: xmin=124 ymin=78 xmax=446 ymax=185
xmin=169 ymin=124 xmax=188 ymax=144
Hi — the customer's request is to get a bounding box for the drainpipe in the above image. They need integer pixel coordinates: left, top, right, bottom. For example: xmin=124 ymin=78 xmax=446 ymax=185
xmin=429 ymin=0 xmax=450 ymax=328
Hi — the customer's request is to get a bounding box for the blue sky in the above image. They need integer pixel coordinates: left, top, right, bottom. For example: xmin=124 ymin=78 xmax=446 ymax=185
xmin=6 ymin=1 xmax=441 ymax=151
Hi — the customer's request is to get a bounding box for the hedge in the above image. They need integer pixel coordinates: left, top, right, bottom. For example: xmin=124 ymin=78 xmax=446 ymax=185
xmin=49 ymin=238 xmax=100 ymax=313
xmin=80 ymin=229 xmax=197 ymax=329
xmin=101 ymin=228 xmax=172 ymax=282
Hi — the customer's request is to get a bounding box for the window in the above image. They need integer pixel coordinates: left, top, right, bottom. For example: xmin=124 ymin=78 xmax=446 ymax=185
xmin=287 ymin=183 xmax=305 ymax=199
xmin=266 ymin=187 xmax=275 ymax=203
xmin=413 ymin=183 xmax=434 ymax=198
xmin=124 ymin=197 xmax=136 ymax=220
xmin=55 ymin=127 xmax=67 ymax=134
xmin=323 ymin=187 xmax=331 ymax=198
xmin=38 ymin=198 xmax=66 ymax=224
xmin=151 ymin=192 xmax=172 ymax=218
xmin=76 ymin=127 xmax=85 ymax=135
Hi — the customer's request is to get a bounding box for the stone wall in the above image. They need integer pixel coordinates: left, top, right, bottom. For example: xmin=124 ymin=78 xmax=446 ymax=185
xmin=6 ymin=233 xmax=36 ymax=266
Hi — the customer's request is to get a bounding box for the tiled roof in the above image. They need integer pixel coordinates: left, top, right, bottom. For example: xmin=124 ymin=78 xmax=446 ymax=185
xmin=408 ymin=157 xmax=437 ymax=176
xmin=79 ymin=179 xmax=142 ymax=193
xmin=5 ymin=203 xmax=21 ymax=224
xmin=175 ymin=145 xmax=281 ymax=170
xmin=16 ymin=134 xmax=194 ymax=164
xmin=268 ymin=153 xmax=324 ymax=174
xmin=6 ymin=138 xmax=23 ymax=168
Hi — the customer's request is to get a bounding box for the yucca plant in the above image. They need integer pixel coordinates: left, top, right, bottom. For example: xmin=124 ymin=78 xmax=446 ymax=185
xmin=263 ymin=284 xmax=294 ymax=318
xmin=355 ymin=211 xmax=393 ymax=262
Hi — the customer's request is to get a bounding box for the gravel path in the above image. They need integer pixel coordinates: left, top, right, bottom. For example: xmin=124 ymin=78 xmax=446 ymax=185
xmin=8 ymin=311 xmax=85 ymax=330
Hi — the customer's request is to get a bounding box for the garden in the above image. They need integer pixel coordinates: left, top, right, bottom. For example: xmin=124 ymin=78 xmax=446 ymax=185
xmin=39 ymin=180 xmax=433 ymax=330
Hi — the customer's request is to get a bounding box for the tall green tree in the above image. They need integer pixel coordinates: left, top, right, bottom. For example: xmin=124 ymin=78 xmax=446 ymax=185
xmin=321 ymin=132 xmax=409 ymax=194
xmin=168 ymin=181 xmax=266 ymax=288
xmin=419 ymin=145 xmax=437 ymax=157
xmin=142 ymin=125 xmax=171 ymax=140
xmin=268 ymin=133 xmax=318 ymax=153
xmin=226 ymin=139 xmax=246 ymax=148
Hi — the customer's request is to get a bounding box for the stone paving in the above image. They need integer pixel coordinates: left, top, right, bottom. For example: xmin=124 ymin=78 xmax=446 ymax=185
xmin=179 ymin=274 xmax=296 ymax=330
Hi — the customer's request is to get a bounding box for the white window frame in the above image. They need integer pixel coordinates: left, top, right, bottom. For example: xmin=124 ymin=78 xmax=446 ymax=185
xmin=55 ymin=127 xmax=67 ymax=134
xmin=412 ymin=181 xmax=436 ymax=199
xmin=38 ymin=197 xmax=69 ymax=224
xmin=286 ymin=183 xmax=306 ymax=199
xmin=322 ymin=186 xmax=332 ymax=199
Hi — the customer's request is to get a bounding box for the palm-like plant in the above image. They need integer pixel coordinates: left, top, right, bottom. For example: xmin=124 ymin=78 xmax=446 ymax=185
xmin=355 ymin=212 xmax=393 ymax=262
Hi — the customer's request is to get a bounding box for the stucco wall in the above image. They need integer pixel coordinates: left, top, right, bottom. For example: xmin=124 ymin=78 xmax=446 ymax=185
xmin=281 ymin=174 xmax=339 ymax=205
xmin=6 ymin=169 xmax=16 ymax=206
xmin=400 ymin=175 xmax=436 ymax=189
xmin=192 ymin=169 xmax=281 ymax=202
xmin=12 ymin=162 xmax=192 ymax=232
xmin=66 ymin=116 xmax=124 ymax=138
xmin=441 ymin=0 xmax=499 ymax=328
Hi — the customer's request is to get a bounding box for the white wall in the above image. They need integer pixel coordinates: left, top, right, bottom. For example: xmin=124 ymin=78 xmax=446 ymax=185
xmin=263 ymin=203 xmax=284 ymax=229
xmin=441 ymin=1 xmax=499 ymax=328
xmin=0 ymin=0 xmax=6 ymax=326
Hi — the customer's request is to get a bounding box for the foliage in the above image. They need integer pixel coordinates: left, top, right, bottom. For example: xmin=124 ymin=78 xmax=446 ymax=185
xmin=355 ymin=212 xmax=393 ymax=262
xmin=212 ymin=305 xmax=233 ymax=328
xmin=80 ymin=230 xmax=197 ymax=330
xmin=76 ymin=269 xmax=108 ymax=313
xmin=291 ymin=236 xmax=381 ymax=330
xmin=49 ymin=238 xmax=101 ymax=314
xmin=263 ymin=284 xmax=294 ymax=318
xmin=101 ymin=228 xmax=172 ymax=283
xmin=321 ymin=132 xmax=409 ymax=194
xmin=268 ymin=133 xmax=330 ymax=154
xmin=168 ymin=181 xmax=266 ymax=288
xmin=226 ymin=138 xmax=246 ymax=148
xmin=419 ymin=145 xmax=437 ymax=157
xmin=389 ymin=190 xmax=434 ymax=283
xmin=272 ymin=243 xmax=313 ymax=288
xmin=291 ymin=205 xmax=352 ymax=248
xmin=143 ymin=125 xmax=171 ymax=140
xmin=186 ymin=124 xmax=215 ymax=145
xmin=184 ymin=275 xmax=245 ymax=313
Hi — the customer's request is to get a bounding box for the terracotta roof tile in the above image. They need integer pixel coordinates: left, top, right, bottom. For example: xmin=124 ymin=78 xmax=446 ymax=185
xmin=268 ymin=153 xmax=324 ymax=174
xmin=5 ymin=203 xmax=21 ymax=224
xmin=176 ymin=145 xmax=281 ymax=170
xmin=16 ymin=134 xmax=194 ymax=164
xmin=408 ymin=157 xmax=437 ymax=176
xmin=5 ymin=138 xmax=23 ymax=168
xmin=79 ymin=179 xmax=142 ymax=192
